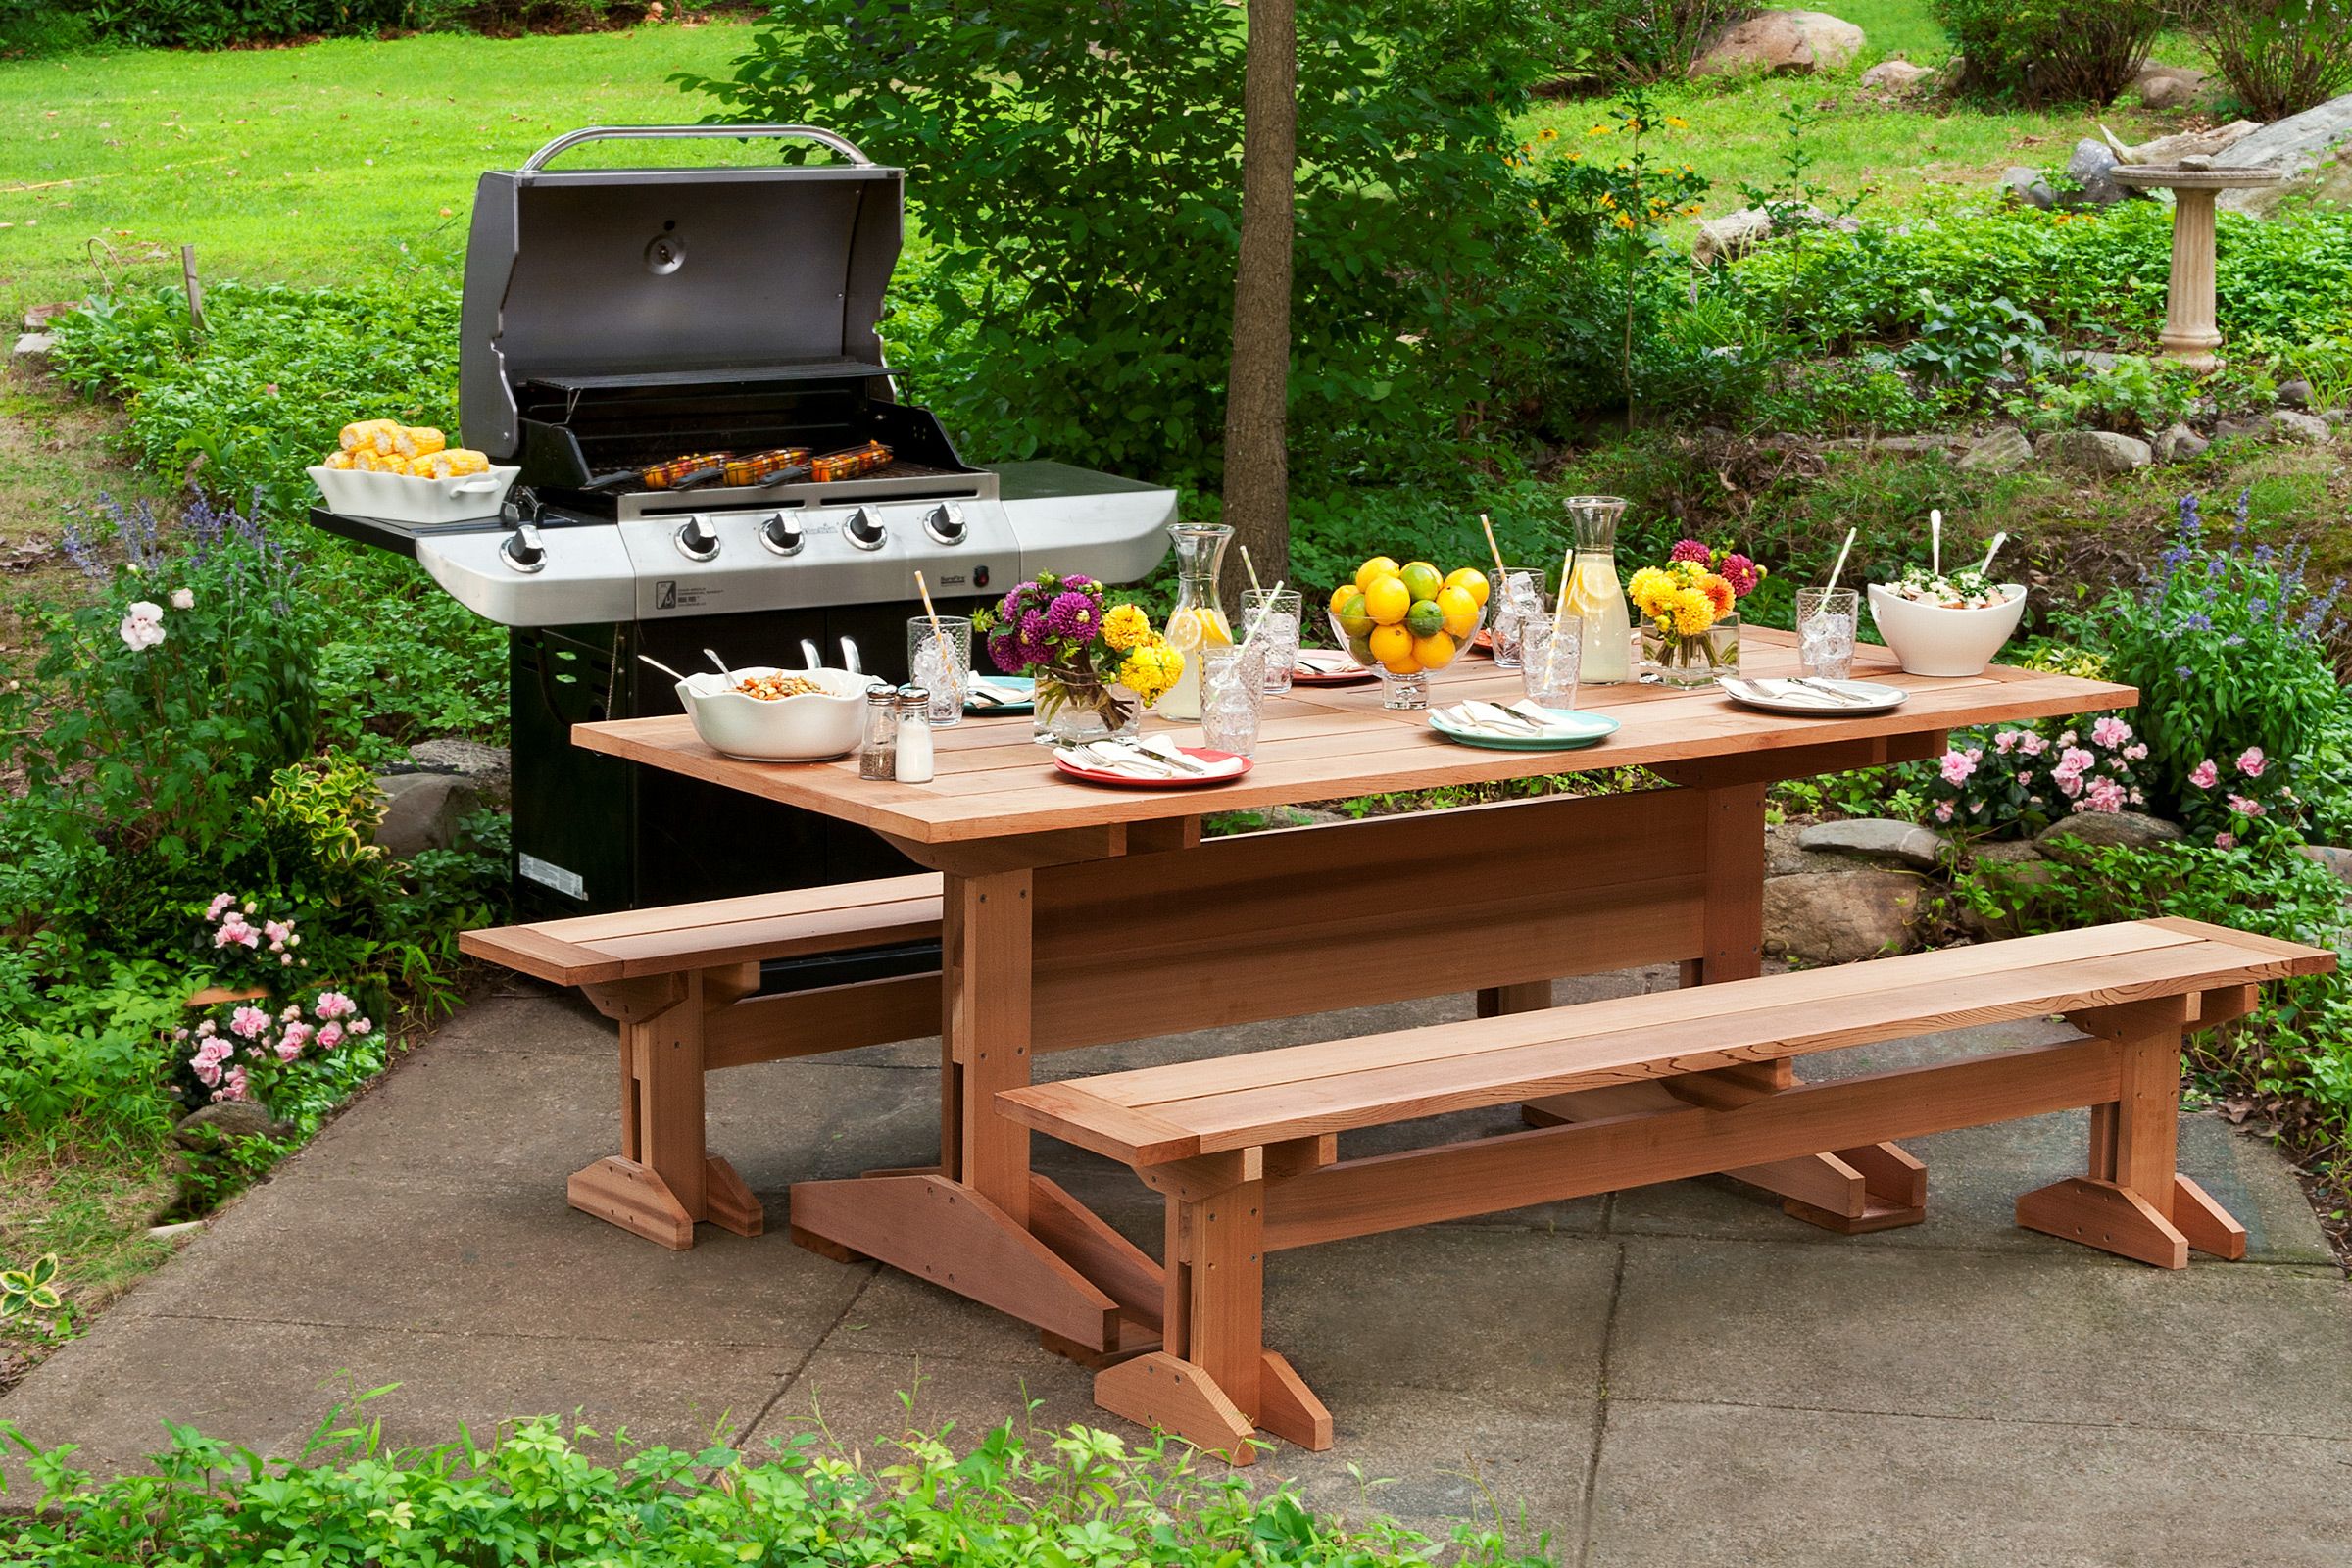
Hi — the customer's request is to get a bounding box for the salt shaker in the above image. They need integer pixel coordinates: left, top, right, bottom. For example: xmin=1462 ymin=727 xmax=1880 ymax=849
xmin=894 ymin=686 xmax=935 ymax=784
xmin=858 ymin=683 xmax=899 ymax=780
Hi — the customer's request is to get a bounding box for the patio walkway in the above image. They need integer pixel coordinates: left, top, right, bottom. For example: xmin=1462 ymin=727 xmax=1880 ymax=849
xmin=4 ymin=971 xmax=2348 ymax=1565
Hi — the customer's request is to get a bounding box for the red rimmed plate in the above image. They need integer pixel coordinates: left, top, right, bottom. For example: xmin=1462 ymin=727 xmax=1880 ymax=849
xmin=1290 ymin=652 xmax=1378 ymax=687
xmin=1051 ymin=746 xmax=1253 ymax=788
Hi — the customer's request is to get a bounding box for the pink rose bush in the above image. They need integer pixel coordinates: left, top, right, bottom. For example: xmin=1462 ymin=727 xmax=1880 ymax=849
xmin=2180 ymin=745 xmax=2301 ymax=848
xmin=1921 ymin=716 xmax=2146 ymax=837
xmin=173 ymin=899 xmax=375 ymax=1111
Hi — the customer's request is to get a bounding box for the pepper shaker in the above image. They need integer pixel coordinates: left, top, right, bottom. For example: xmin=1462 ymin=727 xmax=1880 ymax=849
xmin=858 ymin=683 xmax=899 ymax=780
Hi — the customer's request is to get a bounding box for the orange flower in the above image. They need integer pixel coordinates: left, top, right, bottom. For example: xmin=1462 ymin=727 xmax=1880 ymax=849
xmin=1697 ymin=574 xmax=1736 ymax=618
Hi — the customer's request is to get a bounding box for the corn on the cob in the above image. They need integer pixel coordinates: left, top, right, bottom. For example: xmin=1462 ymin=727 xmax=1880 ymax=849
xmin=338 ymin=417 xmax=398 ymax=452
xmin=416 ymin=448 xmax=491 ymax=479
xmin=722 ymin=447 xmax=812 ymax=487
xmin=323 ymin=449 xmax=357 ymax=470
xmin=394 ymin=425 xmax=448 ymax=460
xmin=808 ymin=439 xmax=892 ymax=482
xmin=351 ymin=449 xmax=388 ymax=472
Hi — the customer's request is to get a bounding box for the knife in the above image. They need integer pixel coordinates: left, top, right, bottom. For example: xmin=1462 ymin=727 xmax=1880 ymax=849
xmin=1136 ymin=735 xmax=1213 ymax=773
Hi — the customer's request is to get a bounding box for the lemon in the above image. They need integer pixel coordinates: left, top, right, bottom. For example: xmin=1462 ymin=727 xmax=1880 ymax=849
xmin=1412 ymin=630 xmax=1458 ymax=669
xmin=1446 ymin=566 xmax=1491 ymax=608
xmin=1436 ymin=584 xmax=1479 ymax=637
xmin=1367 ymin=623 xmax=1414 ymax=668
xmin=1364 ymin=576 xmax=1412 ymax=626
xmin=1198 ymin=609 xmax=1234 ymax=647
xmin=1404 ymin=598 xmax=1445 ymax=638
xmin=1336 ymin=592 xmax=1373 ymax=639
xmin=1328 ymin=582 xmax=1359 ymax=616
xmin=1165 ymin=607 xmax=1205 ymax=653
xmin=1399 ymin=562 xmax=1443 ymax=603
xmin=1355 ymin=555 xmax=1401 ymax=592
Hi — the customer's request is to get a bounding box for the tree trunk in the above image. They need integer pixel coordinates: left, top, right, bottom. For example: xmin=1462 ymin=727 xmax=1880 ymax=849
xmin=1219 ymin=0 xmax=1297 ymax=598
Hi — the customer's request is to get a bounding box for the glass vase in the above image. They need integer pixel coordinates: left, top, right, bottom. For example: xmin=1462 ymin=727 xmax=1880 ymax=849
xmin=1563 ymin=496 xmax=1632 ymax=686
xmin=1158 ymin=522 xmax=1233 ymax=721
xmin=1033 ymin=667 xmax=1142 ymax=744
xmin=1642 ymin=614 xmax=1741 ymax=688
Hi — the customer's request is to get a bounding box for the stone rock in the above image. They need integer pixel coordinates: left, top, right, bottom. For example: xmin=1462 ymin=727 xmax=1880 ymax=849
xmin=373 ymin=772 xmax=483 ymax=859
xmin=2058 ymin=348 xmax=2130 ymax=372
xmin=173 ymin=1102 xmax=295 ymax=1149
xmin=1765 ymin=821 xmax=1863 ymax=878
xmin=1826 ymin=433 xmax=1962 ymax=455
xmin=2214 ymin=414 xmax=2273 ymax=442
xmin=13 ymin=330 xmax=54 ymax=363
xmin=2154 ymin=422 xmax=2209 ymax=463
xmin=1797 ymin=817 xmax=1948 ymax=870
xmin=2036 ymin=810 xmax=2185 ymax=850
xmin=2129 ymin=122 xmax=2260 ymax=167
xmin=1957 ymin=425 xmax=2034 ymax=473
xmin=2219 ymin=91 xmax=2352 ymax=219
xmin=1763 ymin=870 xmax=1926 ymax=965
xmin=1860 ymin=59 xmax=1933 ymax=92
xmin=2272 ymin=409 xmax=2333 ymax=444
xmin=2065 ymin=138 xmax=2132 ymax=207
xmin=1690 ymin=204 xmax=1860 ymax=267
xmin=2133 ymin=64 xmax=2210 ymax=110
xmin=2300 ymin=844 xmax=2352 ymax=892
xmin=2034 ymin=429 xmax=2151 ymax=475
xmin=1691 ymin=9 xmax=1865 ymax=76
xmin=406 ymin=737 xmax=512 ymax=803
xmin=2328 ymin=409 xmax=2351 ymax=427
xmin=1999 ymin=166 xmax=2060 ymax=210
xmin=2276 ymin=377 xmax=2316 ymax=411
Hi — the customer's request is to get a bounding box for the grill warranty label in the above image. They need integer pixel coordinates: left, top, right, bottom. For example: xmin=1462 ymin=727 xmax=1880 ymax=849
xmin=652 ymin=580 xmax=723 ymax=612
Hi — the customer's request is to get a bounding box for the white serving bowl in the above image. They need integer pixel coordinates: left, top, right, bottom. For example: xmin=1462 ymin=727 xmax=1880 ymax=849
xmin=309 ymin=464 xmax=518 ymax=524
xmin=1866 ymin=582 xmax=2028 ymax=678
xmin=675 ymin=666 xmax=870 ymax=761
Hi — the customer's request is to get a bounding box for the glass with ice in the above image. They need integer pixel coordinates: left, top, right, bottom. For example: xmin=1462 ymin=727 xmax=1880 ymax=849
xmin=1488 ymin=565 xmax=1548 ymax=670
xmin=1241 ymin=587 xmax=1302 ymax=695
xmin=1795 ymin=589 xmax=1857 ymax=682
xmin=1199 ymin=641 xmax=1268 ymax=757
xmin=906 ymin=615 xmax=972 ymax=727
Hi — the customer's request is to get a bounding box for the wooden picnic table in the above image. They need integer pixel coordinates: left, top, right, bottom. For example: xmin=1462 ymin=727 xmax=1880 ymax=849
xmin=574 ymin=628 xmax=2133 ymax=1354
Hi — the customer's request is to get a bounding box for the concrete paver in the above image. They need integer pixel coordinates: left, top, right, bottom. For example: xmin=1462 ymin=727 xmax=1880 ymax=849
xmin=3 ymin=977 xmax=2344 ymax=1564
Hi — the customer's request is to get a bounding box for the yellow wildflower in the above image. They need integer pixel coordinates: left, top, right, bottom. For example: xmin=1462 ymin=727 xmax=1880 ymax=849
xmin=1102 ymin=602 xmax=1151 ymax=653
xmin=1587 ymin=123 xmax=1612 ymax=137
xmin=1540 ymin=126 xmax=1558 ymax=140
xmin=1614 ymin=212 xmax=1635 ymax=229
xmin=1665 ymin=115 xmax=1690 ymax=129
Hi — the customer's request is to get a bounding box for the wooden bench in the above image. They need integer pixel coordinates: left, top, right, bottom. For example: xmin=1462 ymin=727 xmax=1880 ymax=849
xmin=998 ymin=918 xmax=2333 ymax=1463
xmin=462 ymin=876 xmax=945 ymax=1249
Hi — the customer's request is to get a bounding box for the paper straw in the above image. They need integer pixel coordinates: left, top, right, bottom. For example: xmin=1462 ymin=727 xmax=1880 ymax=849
xmin=1479 ymin=512 xmax=1509 ymax=580
xmin=1930 ymin=509 xmax=1942 ymax=578
xmin=1543 ymin=543 xmax=1579 ymax=692
xmin=1239 ymin=579 xmax=1287 ymax=648
xmin=1980 ymin=530 xmax=2008 ymax=576
xmin=1823 ymin=527 xmax=1857 ymax=597
xmin=913 ymin=569 xmax=955 ymax=671
xmin=1240 ymin=544 xmax=1265 ymax=598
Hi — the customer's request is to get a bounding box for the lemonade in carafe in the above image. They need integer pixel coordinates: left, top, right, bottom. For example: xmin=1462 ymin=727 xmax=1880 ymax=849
xmin=1562 ymin=496 xmax=1631 ymax=684
xmin=1158 ymin=522 xmax=1234 ymax=720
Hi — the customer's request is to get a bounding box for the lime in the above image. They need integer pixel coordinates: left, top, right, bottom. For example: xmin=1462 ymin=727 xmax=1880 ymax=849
xmin=1400 ymin=562 xmax=1443 ymax=603
xmin=1348 ymin=634 xmax=1375 ymax=665
xmin=1404 ymin=598 xmax=1445 ymax=638
xmin=1336 ymin=592 xmax=1374 ymax=638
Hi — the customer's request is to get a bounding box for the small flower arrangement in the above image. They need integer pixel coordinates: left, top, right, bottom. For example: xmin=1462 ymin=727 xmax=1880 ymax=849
xmin=177 ymin=989 xmax=374 ymax=1109
xmin=1924 ymin=715 xmax=2148 ymax=836
xmin=1628 ymin=540 xmax=1763 ymax=686
xmin=2180 ymin=745 xmax=2300 ymax=849
xmin=974 ymin=571 xmax=1181 ymax=741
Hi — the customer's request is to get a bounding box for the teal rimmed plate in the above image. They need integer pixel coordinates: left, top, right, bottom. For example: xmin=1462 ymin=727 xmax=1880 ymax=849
xmin=964 ymin=674 xmax=1036 ymax=715
xmin=1428 ymin=705 xmax=1620 ymax=751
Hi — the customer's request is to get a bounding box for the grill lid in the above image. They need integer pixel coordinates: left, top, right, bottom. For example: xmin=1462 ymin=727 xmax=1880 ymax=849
xmin=460 ymin=125 xmax=906 ymax=463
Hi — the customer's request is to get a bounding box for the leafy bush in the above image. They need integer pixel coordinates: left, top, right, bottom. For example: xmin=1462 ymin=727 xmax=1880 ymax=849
xmin=680 ymin=0 xmax=1573 ymax=491
xmin=2072 ymin=492 xmax=2345 ymax=812
xmin=1932 ymin=0 xmax=2165 ymax=105
xmin=2189 ymin=0 xmax=2352 ymax=120
xmin=2009 ymin=354 xmax=2196 ymax=437
xmin=1550 ymin=0 xmax=1750 ymax=83
xmin=1897 ymin=289 xmax=2052 ymax=384
xmin=74 ymin=0 xmax=438 ymax=48
xmin=0 ymin=1406 xmax=1552 ymax=1568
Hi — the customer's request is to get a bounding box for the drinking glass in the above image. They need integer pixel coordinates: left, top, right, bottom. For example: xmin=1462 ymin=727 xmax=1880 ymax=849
xmin=906 ymin=615 xmax=971 ymax=727
xmin=1795 ymin=589 xmax=1858 ymax=681
xmin=1199 ymin=642 xmax=1267 ymax=757
xmin=1520 ymin=614 xmax=1582 ymax=710
xmin=1488 ymin=564 xmax=1548 ymax=670
xmin=1241 ymin=587 xmax=1302 ymax=695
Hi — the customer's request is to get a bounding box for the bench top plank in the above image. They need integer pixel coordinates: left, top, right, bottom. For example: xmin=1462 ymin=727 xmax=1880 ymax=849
xmin=998 ymin=920 xmax=2334 ymax=1165
xmin=461 ymin=873 xmax=944 ymax=986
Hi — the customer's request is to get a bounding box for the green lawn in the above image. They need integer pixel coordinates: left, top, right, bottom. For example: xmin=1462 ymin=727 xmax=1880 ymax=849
xmin=0 ymin=24 xmax=761 ymax=313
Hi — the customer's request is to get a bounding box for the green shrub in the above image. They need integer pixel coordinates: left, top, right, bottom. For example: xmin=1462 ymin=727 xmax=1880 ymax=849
xmin=1551 ymin=0 xmax=1751 ymax=83
xmin=0 ymin=1406 xmax=1553 ymax=1568
xmin=680 ymin=0 xmax=1573 ymax=491
xmin=1932 ymin=0 xmax=2165 ymax=104
xmin=74 ymin=0 xmax=436 ymax=49
xmin=2189 ymin=0 xmax=2352 ymax=120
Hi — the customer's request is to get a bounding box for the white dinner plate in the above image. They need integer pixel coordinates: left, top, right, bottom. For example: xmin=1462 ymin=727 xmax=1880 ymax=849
xmin=1717 ymin=676 xmax=1908 ymax=716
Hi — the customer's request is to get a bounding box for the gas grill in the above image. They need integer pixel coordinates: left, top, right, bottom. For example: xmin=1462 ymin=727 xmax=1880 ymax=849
xmin=310 ymin=124 xmax=1175 ymax=921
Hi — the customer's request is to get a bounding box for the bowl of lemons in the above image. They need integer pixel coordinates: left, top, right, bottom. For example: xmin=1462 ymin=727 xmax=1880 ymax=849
xmin=1324 ymin=555 xmax=1490 ymax=710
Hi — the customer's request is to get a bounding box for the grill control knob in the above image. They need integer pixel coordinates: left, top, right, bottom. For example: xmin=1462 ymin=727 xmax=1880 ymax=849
xmin=675 ymin=514 xmax=720 ymax=562
xmin=759 ymin=513 xmax=805 ymax=557
xmin=501 ymin=522 xmax=547 ymax=575
xmin=922 ymin=503 xmax=967 ymax=546
xmin=845 ymin=506 xmax=887 ymax=552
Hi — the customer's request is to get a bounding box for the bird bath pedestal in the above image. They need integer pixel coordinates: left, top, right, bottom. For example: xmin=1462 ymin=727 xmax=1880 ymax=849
xmin=2111 ymin=165 xmax=2282 ymax=372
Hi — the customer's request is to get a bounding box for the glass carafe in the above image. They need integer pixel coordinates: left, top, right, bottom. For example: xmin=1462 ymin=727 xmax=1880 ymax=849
xmin=1562 ymin=496 xmax=1632 ymax=685
xmin=1158 ymin=522 xmax=1234 ymax=720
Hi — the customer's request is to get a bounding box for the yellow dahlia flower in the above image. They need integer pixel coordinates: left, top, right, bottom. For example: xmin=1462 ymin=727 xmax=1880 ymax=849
xmin=1102 ymin=603 xmax=1151 ymax=653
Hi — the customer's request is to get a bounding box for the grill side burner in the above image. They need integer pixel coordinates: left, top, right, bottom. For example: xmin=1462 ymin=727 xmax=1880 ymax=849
xmin=308 ymin=124 xmax=1176 ymax=921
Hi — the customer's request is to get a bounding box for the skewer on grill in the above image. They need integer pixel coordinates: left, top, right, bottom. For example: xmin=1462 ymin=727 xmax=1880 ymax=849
xmin=808 ymin=439 xmax=892 ymax=482
xmin=582 ymin=451 xmax=735 ymax=492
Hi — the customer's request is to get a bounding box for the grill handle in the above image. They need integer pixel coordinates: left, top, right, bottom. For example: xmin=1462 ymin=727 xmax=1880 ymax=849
xmin=519 ymin=123 xmax=877 ymax=174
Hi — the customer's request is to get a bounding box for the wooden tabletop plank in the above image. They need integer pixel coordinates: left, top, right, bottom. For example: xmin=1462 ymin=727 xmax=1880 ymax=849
xmin=574 ymin=630 xmax=2136 ymax=844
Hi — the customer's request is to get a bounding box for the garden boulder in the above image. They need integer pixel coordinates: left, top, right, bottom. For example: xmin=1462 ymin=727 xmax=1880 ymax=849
xmin=1797 ymin=817 xmax=1948 ymax=870
xmin=2034 ymin=429 xmax=2151 ymax=475
xmin=1763 ymin=870 xmax=1926 ymax=964
xmin=374 ymin=772 xmax=484 ymax=859
xmin=2065 ymin=139 xmax=2134 ymax=207
xmin=2036 ymin=810 xmax=2184 ymax=850
xmin=2154 ymin=422 xmax=2209 ymax=463
xmin=1860 ymin=59 xmax=1933 ymax=93
xmin=408 ymin=737 xmax=513 ymax=805
xmin=1691 ymin=10 xmax=1865 ymax=76
xmin=174 ymin=1102 xmax=296 ymax=1149
xmin=1957 ymin=426 xmax=2034 ymax=473
xmin=2271 ymin=410 xmax=2333 ymax=444
xmin=2132 ymin=65 xmax=2210 ymax=111
xmin=1690 ymin=204 xmax=1859 ymax=267
xmin=2219 ymin=92 xmax=2352 ymax=219
xmin=1999 ymin=167 xmax=2061 ymax=210
xmin=2301 ymin=844 xmax=2352 ymax=893
xmin=2130 ymin=122 xmax=2260 ymax=167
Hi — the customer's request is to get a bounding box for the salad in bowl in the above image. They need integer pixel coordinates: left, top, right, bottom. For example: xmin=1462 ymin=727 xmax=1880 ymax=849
xmin=1868 ymin=565 xmax=2027 ymax=677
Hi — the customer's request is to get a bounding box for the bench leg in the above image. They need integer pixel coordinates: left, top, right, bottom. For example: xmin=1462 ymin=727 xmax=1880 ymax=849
xmin=2019 ymin=1003 xmax=2234 ymax=1268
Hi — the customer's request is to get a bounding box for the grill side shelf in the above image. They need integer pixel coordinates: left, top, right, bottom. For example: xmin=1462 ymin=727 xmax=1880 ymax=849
xmin=308 ymin=506 xmax=513 ymax=561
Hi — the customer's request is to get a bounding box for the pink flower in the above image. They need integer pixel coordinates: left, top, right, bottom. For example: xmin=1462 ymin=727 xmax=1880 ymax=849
xmin=280 ymin=1004 xmax=302 ymax=1022
xmin=2057 ymin=730 xmax=2077 ymax=748
xmin=119 ymin=602 xmax=166 ymax=651
xmin=2017 ymin=771 xmax=2034 ymax=785
xmin=2228 ymin=794 xmax=2264 ymax=817
xmin=1966 ymin=746 xmax=1983 ymax=762
xmin=1938 ymin=750 xmax=1976 ymax=786
xmin=1718 ymin=553 xmax=1762 ymax=597
xmin=2124 ymin=744 xmax=2146 ymax=761
xmin=2188 ymin=760 xmax=2219 ymax=790
xmin=229 ymin=1005 xmax=270 ymax=1040
xmin=2237 ymin=747 xmax=2266 ymax=778
xmin=353 ymin=1018 xmax=373 ymax=1036
xmin=2217 ymin=831 xmax=2236 ymax=849
xmin=1669 ymin=539 xmax=1710 ymax=564
xmin=2083 ymin=777 xmax=2126 ymax=813
xmin=1933 ymin=800 xmax=1955 ymax=823
xmin=207 ymin=893 xmax=235 ymax=919
xmin=315 ymin=991 xmax=358 ymax=1021
xmin=2050 ymin=747 xmax=2095 ymax=785
xmin=2020 ymin=734 xmax=2047 ymax=757
xmin=1995 ymin=731 xmax=2019 ymax=753
xmin=2056 ymin=772 xmax=2083 ymax=799
xmin=317 ymin=1022 xmax=344 ymax=1051
xmin=215 ymin=1066 xmax=251 ymax=1103
xmin=2090 ymin=716 xmax=2132 ymax=749
xmin=170 ymin=588 xmax=195 ymax=611
xmin=264 ymin=920 xmax=291 ymax=946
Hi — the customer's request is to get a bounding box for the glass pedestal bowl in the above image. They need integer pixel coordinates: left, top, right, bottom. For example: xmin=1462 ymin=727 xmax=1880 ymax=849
xmin=1325 ymin=600 xmax=1488 ymax=711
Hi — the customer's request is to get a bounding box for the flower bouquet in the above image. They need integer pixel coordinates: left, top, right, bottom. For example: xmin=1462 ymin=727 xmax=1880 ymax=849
xmin=1628 ymin=540 xmax=1763 ymax=687
xmin=975 ymin=571 xmax=1183 ymax=744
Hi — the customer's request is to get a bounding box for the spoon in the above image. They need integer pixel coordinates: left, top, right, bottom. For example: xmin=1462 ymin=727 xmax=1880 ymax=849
xmin=703 ymin=647 xmax=730 ymax=676
xmin=637 ymin=654 xmax=693 ymax=686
